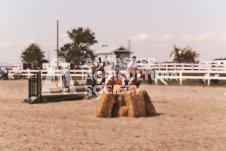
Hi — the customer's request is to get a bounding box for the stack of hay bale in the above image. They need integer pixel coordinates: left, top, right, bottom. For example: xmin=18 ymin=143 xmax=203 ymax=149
xmin=96 ymin=88 xmax=156 ymax=118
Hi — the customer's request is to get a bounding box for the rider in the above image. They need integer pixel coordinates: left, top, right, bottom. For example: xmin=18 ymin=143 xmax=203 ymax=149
xmin=125 ymin=56 xmax=138 ymax=89
xmin=95 ymin=57 xmax=106 ymax=84
xmin=97 ymin=57 xmax=104 ymax=69
xmin=127 ymin=56 xmax=138 ymax=79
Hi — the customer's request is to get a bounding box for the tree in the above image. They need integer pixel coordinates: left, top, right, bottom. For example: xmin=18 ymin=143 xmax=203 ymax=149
xmin=59 ymin=27 xmax=97 ymax=67
xmin=21 ymin=43 xmax=48 ymax=68
xmin=170 ymin=45 xmax=200 ymax=63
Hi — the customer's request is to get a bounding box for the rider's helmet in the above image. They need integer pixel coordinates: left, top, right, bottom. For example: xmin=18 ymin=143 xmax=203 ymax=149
xmin=132 ymin=56 xmax=136 ymax=60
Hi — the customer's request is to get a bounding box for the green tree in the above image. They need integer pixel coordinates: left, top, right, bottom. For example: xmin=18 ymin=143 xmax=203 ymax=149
xmin=21 ymin=43 xmax=48 ymax=68
xmin=59 ymin=27 xmax=97 ymax=67
xmin=170 ymin=45 xmax=200 ymax=63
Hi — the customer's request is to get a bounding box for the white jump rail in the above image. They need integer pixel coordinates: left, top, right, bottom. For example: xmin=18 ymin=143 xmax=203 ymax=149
xmin=155 ymin=70 xmax=226 ymax=86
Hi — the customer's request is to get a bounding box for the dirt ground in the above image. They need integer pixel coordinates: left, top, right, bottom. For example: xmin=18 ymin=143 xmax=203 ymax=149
xmin=0 ymin=80 xmax=226 ymax=151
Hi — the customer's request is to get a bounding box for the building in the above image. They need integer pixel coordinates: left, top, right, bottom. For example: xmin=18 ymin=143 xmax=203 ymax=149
xmin=111 ymin=46 xmax=134 ymax=70
xmin=95 ymin=46 xmax=134 ymax=70
xmin=95 ymin=45 xmax=116 ymax=64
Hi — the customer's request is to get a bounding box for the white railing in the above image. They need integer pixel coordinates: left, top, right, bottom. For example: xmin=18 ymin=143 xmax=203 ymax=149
xmin=8 ymin=63 xmax=226 ymax=86
xmin=8 ymin=69 xmax=116 ymax=83
xmin=137 ymin=63 xmax=226 ymax=71
xmin=155 ymin=70 xmax=226 ymax=86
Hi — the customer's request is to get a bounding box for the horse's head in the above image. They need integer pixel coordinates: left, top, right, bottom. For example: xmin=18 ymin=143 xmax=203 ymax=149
xmin=105 ymin=74 xmax=124 ymax=89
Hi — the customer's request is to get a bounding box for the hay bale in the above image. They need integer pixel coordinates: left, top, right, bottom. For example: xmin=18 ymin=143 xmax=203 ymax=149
xmin=139 ymin=89 xmax=157 ymax=116
xmin=113 ymin=85 xmax=124 ymax=94
xmin=96 ymin=90 xmax=116 ymax=118
xmin=116 ymin=93 xmax=126 ymax=106
xmin=96 ymin=87 xmax=156 ymax=118
xmin=124 ymin=89 xmax=146 ymax=117
xmin=118 ymin=106 xmax=128 ymax=117
xmin=112 ymin=93 xmax=126 ymax=117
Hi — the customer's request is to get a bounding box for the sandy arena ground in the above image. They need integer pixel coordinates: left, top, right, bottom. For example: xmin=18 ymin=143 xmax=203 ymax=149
xmin=0 ymin=80 xmax=226 ymax=151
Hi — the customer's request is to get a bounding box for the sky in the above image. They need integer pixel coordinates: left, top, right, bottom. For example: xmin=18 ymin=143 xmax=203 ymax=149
xmin=1 ymin=0 xmax=226 ymax=64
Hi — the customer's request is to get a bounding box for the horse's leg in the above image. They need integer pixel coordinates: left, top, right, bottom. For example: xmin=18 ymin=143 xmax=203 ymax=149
xmin=148 ymin=74 xmax=152 ymax=84
xmin=100 ymin=72 xmax=106 ymax=84
xmin=124 ymin=79 xmax=129 ymax=91
xmin=91 ymin=72 xmax=97 ymax=96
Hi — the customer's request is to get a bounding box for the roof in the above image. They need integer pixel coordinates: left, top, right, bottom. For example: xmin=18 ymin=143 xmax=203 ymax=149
xmin=214 ymin=58 xmax=226 ymax=61
xmin=95 ymin=46 xmax=134 ymax=55
xmin=111 ymin=46 xmax=134 ymax=54
xmin=95 ymin=46 xmax=118 ymax=55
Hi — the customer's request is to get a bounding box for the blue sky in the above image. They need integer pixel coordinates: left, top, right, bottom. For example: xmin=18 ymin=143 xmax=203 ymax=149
xmin=1 ymin=0 xmax=226 ymax=64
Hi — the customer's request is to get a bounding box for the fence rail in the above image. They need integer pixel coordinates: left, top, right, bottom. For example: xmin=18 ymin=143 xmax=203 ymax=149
xmin=137 ymin=63 xmax=226 ymax=71
xmin=8 ymin=69 xmax=117 ymax=84
xmin=8 ymin=63 xmax=226 ymax=86
xmin=155 ymin=70 xmax=226 ymax=86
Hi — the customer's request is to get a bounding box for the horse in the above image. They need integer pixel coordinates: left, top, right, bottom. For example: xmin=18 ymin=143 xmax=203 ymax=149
xmin=91 ymin=69 xmax=152 ymax=96
xmin=91 ymin=61 xmax=111 ymax=85
xmin=104 ymin=70 xmax=152 ymax=91
xmin=128 ymin=70 xmax=152 ymax=87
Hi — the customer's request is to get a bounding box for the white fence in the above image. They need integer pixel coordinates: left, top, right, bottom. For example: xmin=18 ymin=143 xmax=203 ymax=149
xmin=9 ymin=69 xmax=91 ymax=79
xmin=8 ymin=63 xmax=226 ymax=86
xmin=155 ymin=70 xmax=226 ymax=86
xmin=137 ymin=63 xmax=226 ymax=71
xmin=8 ymin=69 xmax=116 ymax=84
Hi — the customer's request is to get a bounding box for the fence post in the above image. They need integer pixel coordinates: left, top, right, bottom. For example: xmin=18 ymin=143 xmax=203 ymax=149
xmin=37 ymin=72 xmax=41 ymax=97
xmin=179 ymin=71 xmax=182 ymax=85
xmin=28 ymin=77 xmax=31 ymax=99
xmin=28 ymin=69 xmax=30 ymax=78
xmin=207 ymin=72 xmax=210 ymax=86
xmin=155 ymin=71 xmax=158 ymax=85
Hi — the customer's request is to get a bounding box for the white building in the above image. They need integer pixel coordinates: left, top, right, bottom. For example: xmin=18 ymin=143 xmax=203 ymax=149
xmin=95 ymin=45 xmax=117 ymax=64
xmin=95 ymin=46 xmax=134 ymax=70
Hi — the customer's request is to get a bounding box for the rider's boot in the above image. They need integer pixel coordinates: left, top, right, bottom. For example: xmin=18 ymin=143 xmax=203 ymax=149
xmin=100 ymin=77 xmax=105 ymax=85
xmin=124 ymin=79 xmax=129 ymax=91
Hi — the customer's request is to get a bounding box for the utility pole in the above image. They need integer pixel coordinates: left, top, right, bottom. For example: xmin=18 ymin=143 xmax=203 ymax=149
xmin=57 ymin=20 xmax=59 ymax=59
xmin=48 ymin=49 xmax=50 ymax=61
xmin=128 ymin=39 xmax=131 ymax=50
